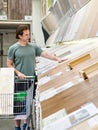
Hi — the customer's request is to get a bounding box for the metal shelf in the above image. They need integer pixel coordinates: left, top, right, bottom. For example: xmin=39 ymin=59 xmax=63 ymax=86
xmin=0 ymin=20 xmax=32 ymax=29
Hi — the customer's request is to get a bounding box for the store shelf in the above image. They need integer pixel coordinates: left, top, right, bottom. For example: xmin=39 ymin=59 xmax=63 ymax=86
xmin=0 ymin=20 xmax=32 ymax=29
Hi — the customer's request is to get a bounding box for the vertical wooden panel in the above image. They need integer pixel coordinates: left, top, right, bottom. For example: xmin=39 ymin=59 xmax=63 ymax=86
xmin=8 ymin=0 xmax=18 ymax=19
xmin=7 ymin=0 xmax=10 ymax=19
xmin=8 ymin=0 xmax=32 ymax=20
xmin=18 ymin=0 xmax=25 ymax=20
xmin=25 ymin=0 xmax=32 ymax=15
xmin=15 ymin=0 xmax=19 ymax=19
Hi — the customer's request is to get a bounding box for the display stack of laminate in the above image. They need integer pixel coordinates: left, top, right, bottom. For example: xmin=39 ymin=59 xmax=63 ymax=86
xmin=46 ymin=0 xmax=98 ymax=46
xmin=69 ymin=113 xmax=98 ymax=130
xmin=36 ymin=37 xmax=98 ymax=130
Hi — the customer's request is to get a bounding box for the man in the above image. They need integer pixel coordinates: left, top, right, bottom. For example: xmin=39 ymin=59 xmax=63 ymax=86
xmin=7 ymin=24 xmax=66 ymax=130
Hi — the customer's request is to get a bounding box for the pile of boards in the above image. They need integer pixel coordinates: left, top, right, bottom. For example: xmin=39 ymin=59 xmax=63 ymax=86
xmin=37 ymin=37 xmax=98 ymax=130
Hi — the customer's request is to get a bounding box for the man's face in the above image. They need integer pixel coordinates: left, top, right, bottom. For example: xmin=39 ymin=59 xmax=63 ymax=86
xmin=19 ymin=29 xmax=30 ymax=43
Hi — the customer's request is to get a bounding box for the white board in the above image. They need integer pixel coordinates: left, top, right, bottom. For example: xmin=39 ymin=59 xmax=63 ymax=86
xmin=0 ymin=68 xmax=14 ymax=115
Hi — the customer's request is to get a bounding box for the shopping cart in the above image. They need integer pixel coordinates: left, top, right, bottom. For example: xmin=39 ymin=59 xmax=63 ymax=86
xmin=0 ymin=76 xmax=35 ymax=130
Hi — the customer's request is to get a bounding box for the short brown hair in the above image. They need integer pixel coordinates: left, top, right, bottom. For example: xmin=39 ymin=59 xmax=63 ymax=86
xmin=16 ymin=24 xmax=30 ymax=39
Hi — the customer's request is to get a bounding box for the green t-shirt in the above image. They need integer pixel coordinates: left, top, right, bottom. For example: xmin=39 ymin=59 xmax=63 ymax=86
xmin=7 ymin=42 xmax=43 ymax=76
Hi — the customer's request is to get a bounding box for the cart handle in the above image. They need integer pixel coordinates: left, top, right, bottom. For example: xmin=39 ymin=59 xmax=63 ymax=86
xmin=15 ymin=75 xmax=35 ymax=79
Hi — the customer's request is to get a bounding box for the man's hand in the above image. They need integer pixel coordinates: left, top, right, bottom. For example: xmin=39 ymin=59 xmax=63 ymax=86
xmin=56 ymin=57 xmax=68 ymax=63
xmin=41 ymin=51 xmax=68 ymax=63
xmin=17 ymin=71 xmax=26 ymax=79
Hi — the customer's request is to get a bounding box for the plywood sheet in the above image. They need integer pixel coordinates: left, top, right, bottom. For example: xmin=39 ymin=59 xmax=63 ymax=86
xmin=0 ymin=68 xmax=14 ymax=115
xmin=52 ymin=0 xmax=98 ymax=42
xmin=63 ymin=6 xmax=87 ymax=41
xmin=8 ymin=0 xmax=32 ymax=20
xmin=76 ymin=0 xmax=98 ymax=39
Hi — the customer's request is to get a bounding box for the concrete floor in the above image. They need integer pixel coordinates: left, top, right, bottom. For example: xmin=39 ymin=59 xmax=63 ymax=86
xmin=0 ymin=119 xmax=15 ymax=130
xmin=0 ymin=100 xmax=36 ymax=130
xmin=0 ymin=119 xmax=24 ymax=130
xmin=0 ymin=116 xmax=35 ymax=130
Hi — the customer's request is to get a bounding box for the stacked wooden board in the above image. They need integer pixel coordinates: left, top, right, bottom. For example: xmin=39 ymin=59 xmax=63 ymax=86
xmin=46 ymin=0 xmax=98 ymax=46
xmin=0 ymin=68 xmax=14 ymax=115
xmin=36 ymin=37 xmax=98 ymax=130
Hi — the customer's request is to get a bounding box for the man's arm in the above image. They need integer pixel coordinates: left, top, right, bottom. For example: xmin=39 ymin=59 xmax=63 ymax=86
xmin=7 ymin=58 xmax=26 ymax=79
xmin=40 ymin=51 xmax=67 ymax=63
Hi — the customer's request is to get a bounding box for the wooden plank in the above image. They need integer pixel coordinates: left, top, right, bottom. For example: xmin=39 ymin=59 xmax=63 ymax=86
xmin=69 ymin=114 xmax=98 ymax=130
xmin=39 ymin=40 xmax=98 ymax=118
xmin=8 ymin=0 xmax=32 ymax=20
xmin=67 ymin=53 xmax=91 ymax=70
xmin=8 ymin=0 xmax=16 ymax=19
xmin=39 ymin=56 xmax=98 ymax=95
xmin=79 ymin=62 xmax=98 ymax=80
xmin=18 ymin=0 xmax=23 ymax=20
xmin=39 ymin=38 xmax=98 ymax=78
xmin=25 ymin=0 xmax=32 ymax=15
xmin=38 ymin=46 xmax=98 ymax=79
xmin=61 ymin=0 xmax=98 ymax=41
xmin=40 ymin=73 xmax=98 ymax=118
xmin=0 ymin=68 xmax=14 ymax=115
xmin=75 ymin=0 xmax=98 ymax=39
